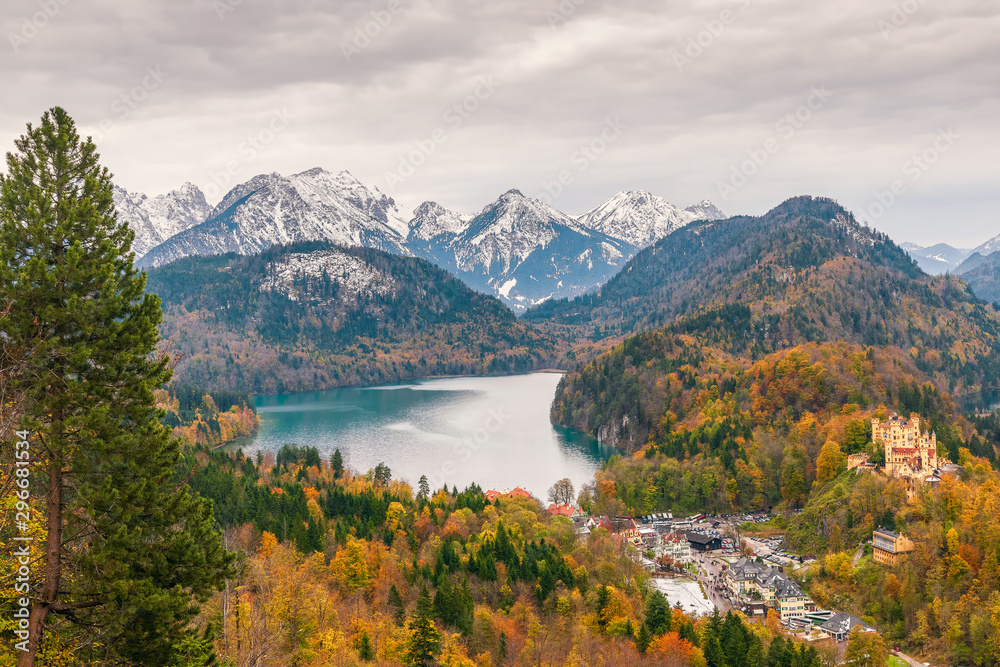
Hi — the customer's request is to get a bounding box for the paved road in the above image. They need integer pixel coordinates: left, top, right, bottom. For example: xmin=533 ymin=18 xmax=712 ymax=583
xmin=691 ymin=555 xmax=733 ymax=614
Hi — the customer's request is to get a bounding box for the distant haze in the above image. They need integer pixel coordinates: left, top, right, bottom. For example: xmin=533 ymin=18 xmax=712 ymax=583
xmin=1 ymin=0 xmax=997 ymax=247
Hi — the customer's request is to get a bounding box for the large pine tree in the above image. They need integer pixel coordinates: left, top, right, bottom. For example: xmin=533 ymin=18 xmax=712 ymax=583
xmin=0 ymin=107 xmax=233 ymax=665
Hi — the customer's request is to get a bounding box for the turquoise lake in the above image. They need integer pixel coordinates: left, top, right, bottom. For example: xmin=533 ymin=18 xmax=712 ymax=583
xmin=235 ymin=372 xmax=615 ymax=499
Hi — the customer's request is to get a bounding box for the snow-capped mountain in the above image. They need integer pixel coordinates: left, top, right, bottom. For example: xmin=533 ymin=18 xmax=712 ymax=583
xmin=128 ymin=167 xmax=722 ymax=311
xmin=410 ymin=189 xmax=636 ymax=311
xmin=260 ymin=248 xmax=394 ymax=302
xmin=407 ymin=201 xmax=470 ymax=241
xmin=137 ymin=168 xmax=412 ymax=268
xmin=113 ymin=182 xmax=212 ymax=257
xmin=902 ymin=242 xmax=973 ymax=275
xmin=579 ymin=191 xmax=724 ymax=248
xmin=972 ymin=233 xmax=1000 ymax=260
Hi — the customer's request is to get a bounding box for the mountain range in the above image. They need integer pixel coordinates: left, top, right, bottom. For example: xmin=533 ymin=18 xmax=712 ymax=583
xmin=117 ymin=168 xmax=723 ymax=310
xmin=903 ymin=234 xmax=1000 ymax=277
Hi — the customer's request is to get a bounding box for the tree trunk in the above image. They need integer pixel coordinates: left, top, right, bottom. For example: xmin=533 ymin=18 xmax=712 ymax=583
xmin=18 ymin=453 xmax=61 ymax=667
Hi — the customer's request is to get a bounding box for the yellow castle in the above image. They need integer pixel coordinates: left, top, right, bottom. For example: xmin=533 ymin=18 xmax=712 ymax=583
xmin=872 ymin=414 xmax=938 ymax=479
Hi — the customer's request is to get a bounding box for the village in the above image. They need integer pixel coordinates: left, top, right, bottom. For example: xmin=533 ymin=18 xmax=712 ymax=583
xmin=485 ymin=413 xmax=962 ymax=653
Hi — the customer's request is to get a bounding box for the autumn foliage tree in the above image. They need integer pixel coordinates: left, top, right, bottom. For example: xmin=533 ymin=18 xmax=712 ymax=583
xmin=815 ymin=439 xmax=846 ymax=486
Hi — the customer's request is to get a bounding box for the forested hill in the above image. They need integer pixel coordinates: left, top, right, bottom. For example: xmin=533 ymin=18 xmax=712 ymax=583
xmin=527 ymin=196 xmax=921 ymax=334
xmin=146 ymin=241 xmax=556 ymax=394
xmin=532 ymin=196 xmax=1000 ymax=409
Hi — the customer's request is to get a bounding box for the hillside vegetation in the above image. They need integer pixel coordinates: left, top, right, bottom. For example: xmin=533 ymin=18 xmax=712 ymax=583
xmin=177 ymin=444 xmax=835 ymax=667
xmin=146 ymin=242 xmax=556 ymax=394
xmin=532 ymin=197 xmax=1000 ymax=409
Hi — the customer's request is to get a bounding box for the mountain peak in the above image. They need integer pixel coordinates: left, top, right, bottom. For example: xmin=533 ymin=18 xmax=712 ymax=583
xmin=580 ymin=190 xmax=716 ymax=248
xmin=408 ymin=201 xmax=470 ymax=240
xmin=137 ymin=170 xmax=412 ymax=268
xmin=113 ymin=182 xmax=212 ymax=257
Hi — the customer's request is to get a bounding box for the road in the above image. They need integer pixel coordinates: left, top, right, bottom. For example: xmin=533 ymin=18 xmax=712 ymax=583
xmin=691 ymin=554 xmax=734 ymax=614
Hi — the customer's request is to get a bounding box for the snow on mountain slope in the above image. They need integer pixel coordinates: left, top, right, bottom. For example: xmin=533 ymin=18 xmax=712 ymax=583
xmin=902 ymin=242 xmax=973 ymax=275
xmin=580 ymin=190 xmax=724 ymax=248
xmin=137 ymin=168 xmax=411 ymax=268
xmin=127 ymin=168 xmax=727 ymax=312
xmin=408 ymin=189 xmax=635 ymax=311
xmin=407 ymin=201 xmax=470 ymax=241
xmin=684 ymin=199 xmax=726 ymax=222
xmin=454 ymin=189 xmax=586 ymax=275
xmin=260 ymin=248 xmax=394 ymax=302
xmin=113 ymin=182 xmax=212 ymax=257
xmin=972 ymin=234 xmax=1000 ymax=259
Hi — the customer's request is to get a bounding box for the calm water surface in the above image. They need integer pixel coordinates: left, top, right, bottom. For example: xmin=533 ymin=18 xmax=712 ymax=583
xmin=235 ymin=373 xmax=615 ymax=498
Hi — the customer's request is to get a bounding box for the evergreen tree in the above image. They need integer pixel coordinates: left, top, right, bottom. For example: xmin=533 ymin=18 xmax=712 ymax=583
xmin=746 ymin=634 xmax=764 ymax=667
xmin=404 ymin=585 xmax=441 ymax=666
xmin=331 ymin=448 xmax=344 ymax=479
xmin=635 ymin=621 xmax=652 ymax=654
xmin=0 ymin=107 xmax=234 ymax=666
xmin=702 ymin=623 xmax=725 ymax=667
xmin=644 ymin=591 xmax=673 ymax=636
xmin=356 ymin=630 xmax=374 ymax=661
xmin=418 ymin=474 xmax=430 ymax=500
xmin=389 ymin=583 xmax=406 ymax=625
xmin=595 ymin=585 xmax=611 ymax=631
xmin=457 ymin=578 xmax=474 ymax=636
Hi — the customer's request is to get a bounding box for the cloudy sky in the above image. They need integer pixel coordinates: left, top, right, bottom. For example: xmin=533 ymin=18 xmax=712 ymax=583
xmin=1 ymin=0 xmax=997 ymax=247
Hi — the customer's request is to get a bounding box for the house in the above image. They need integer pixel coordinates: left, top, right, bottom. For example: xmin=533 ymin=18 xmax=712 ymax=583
xmin=819 ymin=612 xmax=875 ymax=641
xmin=872 ymin=528 xmax=915 ymax=566
xmin=612 ymin=517 xmax=640 ymax=540
xmin=638 ymin=528 xmax=659 ymax=550
xmin=660 ymin=532 xmax=692 ymax=563
xmin=545 ymin=503 xmax=582 ymax=519
xmin=725 ymin=557 xmax=766 ymax=598
xmin=485 ymin=487 xmax=533 ymax=503
xmin=723 ymin=558 xmax=814 ymax=622
xmin=686 ymin=532 xmax=722 ymax=552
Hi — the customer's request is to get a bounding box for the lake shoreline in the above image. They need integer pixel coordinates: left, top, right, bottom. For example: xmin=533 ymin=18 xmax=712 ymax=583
xmin=232 ymin=373 xmax=611 ymax=498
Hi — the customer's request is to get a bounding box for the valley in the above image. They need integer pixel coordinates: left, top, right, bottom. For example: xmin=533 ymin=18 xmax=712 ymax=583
xmin=7 ymin=5 xmax=998 ymax=663
xmin=11 ymin=126 xmax=1000 ymax=665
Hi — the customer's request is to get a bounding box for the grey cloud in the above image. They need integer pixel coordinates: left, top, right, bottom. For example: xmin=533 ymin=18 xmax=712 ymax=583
xmin=0 ymin=0 xmax=996 ymax=247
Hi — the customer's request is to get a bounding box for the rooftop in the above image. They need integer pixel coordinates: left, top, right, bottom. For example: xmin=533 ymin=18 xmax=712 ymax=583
xmin=820 ymin=611 xmax=874 ymax=635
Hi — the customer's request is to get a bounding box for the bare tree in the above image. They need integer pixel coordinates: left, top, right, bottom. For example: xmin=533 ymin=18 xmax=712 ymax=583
xmin=547 ymin=477 xmax=575 ymax=505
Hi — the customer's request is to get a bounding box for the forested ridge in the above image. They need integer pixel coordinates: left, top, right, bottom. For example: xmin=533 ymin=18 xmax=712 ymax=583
xmin=147 ymin=242 xmax=557 ymax=394
xmin=532 ymin=196 xmax=1000 ymax=409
